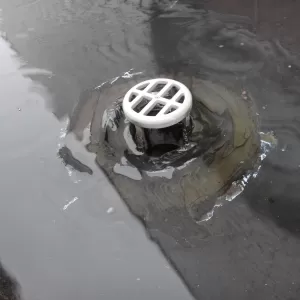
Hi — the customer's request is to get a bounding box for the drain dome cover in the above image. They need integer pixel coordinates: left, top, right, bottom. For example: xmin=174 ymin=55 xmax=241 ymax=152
xmin=122 ymin=78 xmax=192 ymax=129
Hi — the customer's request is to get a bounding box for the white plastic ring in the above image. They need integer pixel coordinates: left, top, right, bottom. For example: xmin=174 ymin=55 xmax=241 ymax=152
xmin=122 ymin=78 xmax=192 ymax=129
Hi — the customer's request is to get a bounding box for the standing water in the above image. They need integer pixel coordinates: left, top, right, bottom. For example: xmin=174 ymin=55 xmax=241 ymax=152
xmin=1 ymin=0 xmax=300 ymax=300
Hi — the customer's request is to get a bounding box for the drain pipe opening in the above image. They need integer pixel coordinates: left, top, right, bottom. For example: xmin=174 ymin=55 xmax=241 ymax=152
xmin=122 ymin=78 xmax=193 ymax=155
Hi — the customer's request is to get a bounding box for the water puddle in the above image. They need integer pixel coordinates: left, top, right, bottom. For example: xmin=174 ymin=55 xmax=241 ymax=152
xmin=2 ymin=0 xmax=300 ymax=299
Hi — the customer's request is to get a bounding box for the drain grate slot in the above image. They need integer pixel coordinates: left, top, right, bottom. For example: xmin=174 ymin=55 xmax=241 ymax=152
xmin=133 ymin=97 xmax=150 ymax=113
xmin=129 ymin=93 xmax=138 ymax=102
xmin=146 ymin=103 xmax=165 ymax=116
xmin=177 ymin=95 xmax=185 ymax=103
xmin=148 ymin=83 xmax=166 ymax=94
xmin=165 ymin=106 xmax=178 ymax=114
xmin=163 ymin=86 xmax=179 ymax=99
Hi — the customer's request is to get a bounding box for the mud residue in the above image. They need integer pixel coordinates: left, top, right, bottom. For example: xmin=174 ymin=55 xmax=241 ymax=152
xmin=58 ymin=146 xmax=93 ymax=175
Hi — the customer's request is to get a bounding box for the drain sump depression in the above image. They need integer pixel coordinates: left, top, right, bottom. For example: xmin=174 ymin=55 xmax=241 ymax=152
xmin=66 ymin=74 xmax=263 ymax=230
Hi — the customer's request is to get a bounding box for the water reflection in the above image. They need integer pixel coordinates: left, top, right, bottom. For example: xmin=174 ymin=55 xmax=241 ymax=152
xmin=0 ymin=0 xmax=154 ymax=120
xmin=2 ymin=0 xmax=300 ymax=299
xmin=150 ymin=1 xmax=300 ymax=235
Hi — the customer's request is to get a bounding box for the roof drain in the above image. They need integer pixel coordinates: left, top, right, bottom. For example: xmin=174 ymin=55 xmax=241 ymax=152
xmin=122 ymin=78 xmax=193 ymax=154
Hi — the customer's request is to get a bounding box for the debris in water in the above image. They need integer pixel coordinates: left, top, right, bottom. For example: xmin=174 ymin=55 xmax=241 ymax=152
xmin=146 ymin=167 xmax=175 ymax=179
xmin=58 ymin=146 xmax=93 ymax=175
xmin=281 ymin=145 xmax=287 ymax=152
xmin=268 ymin=197 xmax=275 ymax=204
xmin=113 ymin=163 xmax=142 ymax=181
xmin=242 ymin=91 xmax=248 ymax=100
xmin=169 ymin=0 xmax=178 ymax=9
xmin=63 ymin=197 xmax=78 ymax=211
xmin=106 ymin=207 xmax=115 ymax=214
xmin=59 ymin=124 xmax=68 ymax=139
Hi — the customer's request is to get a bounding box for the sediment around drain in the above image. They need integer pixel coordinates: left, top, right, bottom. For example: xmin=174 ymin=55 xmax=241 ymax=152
xmin=80 ymin=76 xmax=260 ymax=223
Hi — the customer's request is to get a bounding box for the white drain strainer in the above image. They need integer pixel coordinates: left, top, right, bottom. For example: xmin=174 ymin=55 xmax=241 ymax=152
xmin=122 ymin=78 xmax=192 ymax=129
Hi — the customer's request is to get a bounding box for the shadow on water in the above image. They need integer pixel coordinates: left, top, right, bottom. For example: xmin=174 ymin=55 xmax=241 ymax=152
xmin=0 ymin=0 xmax=154 ymax=120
